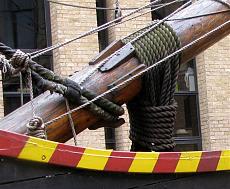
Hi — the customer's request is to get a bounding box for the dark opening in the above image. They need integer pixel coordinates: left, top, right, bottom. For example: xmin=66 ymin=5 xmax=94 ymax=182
xmin=0 ymin=0 xmax=53 ymax=115
xmin=96 ymin=0 xmax=116 ymax=150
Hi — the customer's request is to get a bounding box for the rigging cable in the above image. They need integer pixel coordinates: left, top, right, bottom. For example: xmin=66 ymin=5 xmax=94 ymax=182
xmin=48 ymin=0 xmax=160 ymax=10
xmin=43 ymin=19 xmax=230 ymax=126
xmin=30 ymin=0 xmax=186 ymax=58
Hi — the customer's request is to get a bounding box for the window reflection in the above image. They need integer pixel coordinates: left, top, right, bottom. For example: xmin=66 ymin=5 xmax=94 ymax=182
xmin=176 ymin=60 xmax=196 ymax=92
xmin=174 ymin=95 xmax=199 ymax=137
xmin=0 ymin=0 xmax=46 ymax=49
xmin=0 ymin=0 xmax=51 ymax=116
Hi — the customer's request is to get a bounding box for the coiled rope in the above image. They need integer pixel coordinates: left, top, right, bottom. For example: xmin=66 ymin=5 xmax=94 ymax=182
xmin=122 ymin=21 xmax=180 ymax=152
xmin=0 ymin=45 xmax=124 ymax=140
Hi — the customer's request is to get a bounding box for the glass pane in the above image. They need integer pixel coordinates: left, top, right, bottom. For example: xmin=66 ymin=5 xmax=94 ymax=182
xmin=174 ymin=95 xmax=199 ymax=137
xmin=3 ymin=94 xmax=30 ymax=115
xmin=174 ymin=143 xmax=199 ymax=152
xmin=33 ymin=55 xmax=52 ymax=70
xmin=176 ymin=60 xmax=196 ymax=92
xmin=0 ymin=0 xmax=47 ymax=49
xmin=3 ymin=75 xmax=24 ymax=93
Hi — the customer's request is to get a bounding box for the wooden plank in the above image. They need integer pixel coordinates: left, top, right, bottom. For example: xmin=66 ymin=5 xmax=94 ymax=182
xmin=0 ymin=157 xmax=229 ymax=189
xmin=0 ymin=0 xmax=229 ymax=142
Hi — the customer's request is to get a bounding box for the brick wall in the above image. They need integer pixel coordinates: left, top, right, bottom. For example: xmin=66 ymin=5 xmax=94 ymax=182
xmin=196 ymin=35 xmax=230 ymax=150
xmin=1 ymin=0 xmax=229 ymax=152
xmin=106 ymin=0 xmax=152 ymax=150
xmin=50 ymin=0 xmax=105 ymax=149
xmin=50 ymin=0 xmax=152 ymax=150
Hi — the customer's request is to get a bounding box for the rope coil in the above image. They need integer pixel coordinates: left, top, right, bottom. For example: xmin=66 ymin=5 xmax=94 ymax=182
xmin=26 ymin=117 xmax=46 ymax=139
xmin=123 ymin=21 xmax=181 ymax=152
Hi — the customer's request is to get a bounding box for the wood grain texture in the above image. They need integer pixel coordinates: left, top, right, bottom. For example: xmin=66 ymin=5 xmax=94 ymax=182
xmin=0 ymin=0 xmax=229 ymax=142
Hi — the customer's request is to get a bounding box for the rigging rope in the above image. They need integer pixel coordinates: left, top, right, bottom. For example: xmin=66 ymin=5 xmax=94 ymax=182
xmin=65 ymin=99 xmax=78 ymax=146
xmin=121 ymin=2 xmax=191 ymax=151
xmin=0 ymin=0 xmax=228 ymax=150
xmin=32 ymin=0 xmax=229 ymax=59
xmin=0 ymin=45 xmax=125 ymax=139
xmin=30 ymin=0 xmax=186 ymax=58
xmin=123 ymin=22 xmax=180 ymax=151
xmin=43 ymin=19 xmax=230 ymax=127
xmin=48 ymin=0 xmax=162 ymax=10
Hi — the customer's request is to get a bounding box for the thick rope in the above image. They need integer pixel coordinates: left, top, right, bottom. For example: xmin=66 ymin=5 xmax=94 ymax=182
xmin=31 ymin=0 xmax=185 ymax=58
xmin=0 ymin=43 xmax=125 ymax=139
xmin=26 ymin=117 xmax=46 ymax=139
xmin=123 ymin=21 xmax=181 ymax=152
xmin=43 ymin=20 xmax=229 ymax=131
xmin=0 ymin=54 xmax=16 ymax=78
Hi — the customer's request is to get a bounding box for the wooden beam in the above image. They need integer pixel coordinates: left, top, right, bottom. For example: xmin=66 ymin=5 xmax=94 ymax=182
xmin=0 ymin=0 xmax=229 ymax=142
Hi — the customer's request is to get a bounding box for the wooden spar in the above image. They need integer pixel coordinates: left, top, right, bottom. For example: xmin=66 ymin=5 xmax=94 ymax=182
xmin=0 ymin=0 xmax=229 ymax=142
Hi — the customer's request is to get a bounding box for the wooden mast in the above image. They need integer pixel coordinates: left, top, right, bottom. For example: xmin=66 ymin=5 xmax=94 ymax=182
xmin=0 ymin=0 xmax=229 ymax=142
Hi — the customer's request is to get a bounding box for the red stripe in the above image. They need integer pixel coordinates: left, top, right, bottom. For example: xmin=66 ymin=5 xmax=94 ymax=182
xmin=49 ymin=143 xmax=85 ymax=167
xmin=104 ymin=151 xmax=136 ymax=172
xmin=0 ymin=130 xmax=28 ymax=157
xmin=153 ymin=152 xmax=181 ymax=173
xmin=197 ymin=151 xmax=221 ymax=172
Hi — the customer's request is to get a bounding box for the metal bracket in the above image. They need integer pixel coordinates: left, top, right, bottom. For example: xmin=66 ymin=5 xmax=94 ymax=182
xmin=99 ymin=43 xmax=135 ymax=72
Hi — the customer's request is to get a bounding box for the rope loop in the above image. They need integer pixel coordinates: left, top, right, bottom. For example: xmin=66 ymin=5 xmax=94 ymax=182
xmin=0 ymin=54 xmax=15 ymax=76
xmin=123 ymin=21 xmax=181 ymax=152
xmin=26 ymin=116 xmax=46 ymax=139
xmin=10 ymin=50 xmax=30 ymax=73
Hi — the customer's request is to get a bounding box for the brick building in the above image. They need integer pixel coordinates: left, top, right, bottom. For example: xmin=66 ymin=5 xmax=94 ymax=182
xmin=0 ymin=0 xmax=229 ymax=151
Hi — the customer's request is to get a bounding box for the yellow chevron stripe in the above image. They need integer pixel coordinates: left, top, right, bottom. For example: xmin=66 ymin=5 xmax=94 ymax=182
xmin=217 ymin=150 xmax=230 ymax=171
xmin=129 ymin=152 xmax=159 ymax=173
xmin=77 ymin=148 xmax=112 ymax=170
xmin=175 ymin=151 xmax=202 ymax=173
xmin=18 ymin=137 xmax=57 ymax=163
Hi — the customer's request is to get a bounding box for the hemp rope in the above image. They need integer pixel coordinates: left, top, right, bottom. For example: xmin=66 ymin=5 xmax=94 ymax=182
xmin=122 ymin=21 xmax=181 ymax=152
xmin=0 ymin=0 xmax=226 ymax=148
xmin=30 ymin=0 xmax=185 ymax=58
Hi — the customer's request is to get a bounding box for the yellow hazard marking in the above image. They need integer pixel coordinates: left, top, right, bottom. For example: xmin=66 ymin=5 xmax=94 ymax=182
xmin=175 ymin=151 xmax=202 ymax=173
xmin=77 ymin=148 xmax=112 ymax=170
xmin=18 ymin=137 xmax=58 ymax=163
xmin=129 ymin=152 xmax=159 ymax=173
xmin=217 ymin=150 xmax=230 ymax=171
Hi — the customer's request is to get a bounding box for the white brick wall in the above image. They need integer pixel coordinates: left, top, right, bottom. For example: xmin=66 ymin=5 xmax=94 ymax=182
xmin=0 ymin=0 xmax=229 ymax=152
xmin=50 ymin=0 xmax=105 ymax=149
xmin=106 ymin=0 xmax=152 ymax=150
xmin=196 ymin=35 xmax=230 ymax=150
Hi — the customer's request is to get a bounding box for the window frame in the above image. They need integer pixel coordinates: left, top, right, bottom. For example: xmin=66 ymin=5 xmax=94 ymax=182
xmin=1 ymin=0 xmax=53 ymax=115
xmin=174 ymin=59 xmax=202 ymax=150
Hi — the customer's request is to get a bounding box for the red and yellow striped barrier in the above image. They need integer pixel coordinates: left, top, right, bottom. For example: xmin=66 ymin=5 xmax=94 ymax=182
xmin=0 ymin=130 xmax=229 ymax=173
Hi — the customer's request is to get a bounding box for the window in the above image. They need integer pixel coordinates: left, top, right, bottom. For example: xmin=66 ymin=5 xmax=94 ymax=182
xmin=151 ymin=0 xmax=202 ymax=151
xmin=174 ymin=60 xmax=202 ymax=151
xmin=0 ymin=0 xmax=52 ymax=115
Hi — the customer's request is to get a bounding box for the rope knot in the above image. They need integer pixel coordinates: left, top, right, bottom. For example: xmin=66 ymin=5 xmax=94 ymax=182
xmin=10 ymin=50 xmax=30 ymax=73
xmin=0 ymin=54 xmax=15 ymax=76
xmin=26 ymin=116 xmax=46 ymax=139
xmin=0 ymin=54 xmax=8 ymax=73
